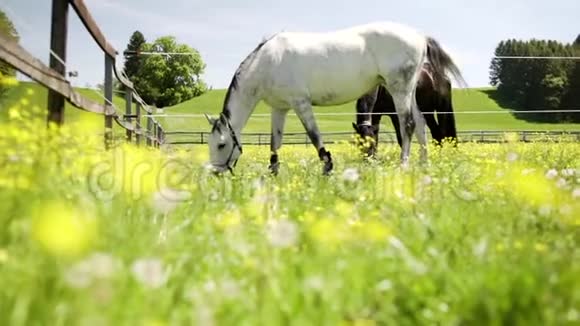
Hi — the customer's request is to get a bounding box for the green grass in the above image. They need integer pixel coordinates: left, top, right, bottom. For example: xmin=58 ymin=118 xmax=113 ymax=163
xmin=0 ymin=82 xmax=126 ymax=125
xmin=160 ymin=87 xmax=580 ymax=134
xmin=0 ymin=112 xmax=579 ymax=325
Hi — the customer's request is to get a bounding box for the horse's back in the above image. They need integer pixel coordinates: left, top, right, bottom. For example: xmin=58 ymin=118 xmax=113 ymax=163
xmin=255 ymin=21 xmax=427 ymax=106
xmin=259 ymin=31 xmax=378 ymax=105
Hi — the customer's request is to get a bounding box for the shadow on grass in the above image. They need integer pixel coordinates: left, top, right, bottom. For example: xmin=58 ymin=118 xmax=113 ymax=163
xmin=481 ymin=88 xmax=580 ymax=124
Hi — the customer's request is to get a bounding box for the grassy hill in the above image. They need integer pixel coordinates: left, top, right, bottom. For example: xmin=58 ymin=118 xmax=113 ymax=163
xmin=2 ymin=83 xmax=579 ymax=141
xmin=160 ymin=87 xmax=580 ymax=135
xmin=0 ymin=82 xmax=126 ymax=134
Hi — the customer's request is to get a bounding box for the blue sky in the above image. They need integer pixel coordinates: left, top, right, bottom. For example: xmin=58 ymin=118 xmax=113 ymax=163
xmin=3 ymin=0 xmax=578 ymax=89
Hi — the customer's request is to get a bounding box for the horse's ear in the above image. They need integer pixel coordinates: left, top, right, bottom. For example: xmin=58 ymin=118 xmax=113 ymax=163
xmin=352 ymin=122 xmax=359 ymax=132
xmin=204 ymin=113 xmax=217 ymax=125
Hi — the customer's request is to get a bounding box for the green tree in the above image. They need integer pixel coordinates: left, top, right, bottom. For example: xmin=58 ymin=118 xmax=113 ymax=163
xmin=0 ymin=10 xmax=19 ymax=97
xmin=489 ymin=37 xmax=576 ymax=122
xmin=134 ymin=36 xmax=207 ymax=107
xmin=563 ymin=34 xmax=580 ymax=122
xmin=117 ymin=31 xmax=146 ymax=97
xmin=122 ymin=31 xmax=146 ymax=81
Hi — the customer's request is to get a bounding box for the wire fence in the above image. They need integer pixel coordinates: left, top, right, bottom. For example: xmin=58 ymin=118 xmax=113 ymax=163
xmin=161 ymin=130 xmax=580 ymax=146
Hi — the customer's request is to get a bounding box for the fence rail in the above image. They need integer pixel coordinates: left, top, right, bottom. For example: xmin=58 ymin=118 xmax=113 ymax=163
xmin=0 ymin=0 xmax=165 ymax=148
xmin=162 ymin=130 xmax=580 ymax=146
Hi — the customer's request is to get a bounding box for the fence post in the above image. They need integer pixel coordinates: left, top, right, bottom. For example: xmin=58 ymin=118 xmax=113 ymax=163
xmin=47 ymin=0 xmax=68 ymax=126
xmin=153 ymin=122 xmax=159 ymax=148
xmin=200 ymin=132 xmax=204 ymax=144
xmin=135 ymin=102 xmax=141 ymax=146
xmin=125 ymin=89 xmax=132 ymax=142
xmin=104 ymin=55 xmax=114 ymax=149
xmin=146 ymin=117 xmax=153 ymax=146
xmin=156 ymin=124 xmax=162 ymax=147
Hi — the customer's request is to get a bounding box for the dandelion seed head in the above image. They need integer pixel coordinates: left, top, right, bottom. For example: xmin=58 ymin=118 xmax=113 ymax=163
xmin=506 ymin=152 xmax=518 ymax=162
xmin=266 ymin=219 xmax=299 ymax=248
xmin=561 ymin=168 xmax=575 ymax=177
xmin=152 ymin=187 xmax=191 ymax=214
xmin=375 ymin=279 xmax=392 ymax=292
xmin=555 ymin=178 xmax=567 ymax=189
xmin=342 ymin=168 xmax=360 ymax=182
xmin=131 ymin=258 xmax=167 ymax=289
xmin=303 ymin=275 xmax=325 ymax=292
xmin=545 ymin=169 xmax=558 ymax=179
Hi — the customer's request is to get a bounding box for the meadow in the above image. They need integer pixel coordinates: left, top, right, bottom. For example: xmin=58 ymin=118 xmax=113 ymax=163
xmin=159 ymin=87 xmax=580 ymax=134
xmin=0 ymin=83 xmax=579 ymax=325
xmin=3 ymin=82 xmax=580 ymax=141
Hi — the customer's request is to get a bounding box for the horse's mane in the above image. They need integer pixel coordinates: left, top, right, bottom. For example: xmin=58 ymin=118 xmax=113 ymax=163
xmin=222 ymin=34 xmax=278 ymax=118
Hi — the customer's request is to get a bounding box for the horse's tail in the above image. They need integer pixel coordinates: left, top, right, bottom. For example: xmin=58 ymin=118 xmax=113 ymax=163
xmin=425 ymin=36 xmax=468 ymax=94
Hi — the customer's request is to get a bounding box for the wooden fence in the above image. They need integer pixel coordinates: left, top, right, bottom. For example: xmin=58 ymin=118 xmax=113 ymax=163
xmin=0 ymin=0 xmax=164 ymax=148
xmin=162 ymin=130 xmax=580 ymax=146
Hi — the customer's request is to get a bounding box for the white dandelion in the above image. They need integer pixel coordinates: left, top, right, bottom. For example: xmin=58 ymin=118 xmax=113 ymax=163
xmin=375 ymin=279 xmax=393 ymax=292
xmin=572 ymin=188 xmax=580 ymax=199
xmin=152 ymin=187 xmax=191 ymax=214
xmin=342 ymin=168 xmax=360 ymax=182
xmin=556 ymin=178 xmax=567 ymax=189
xmin=266 ymin=219 xmax=299 ymax=248
xmin=458 ymin=190 xmax=477 ymax=201
xmin=472 ymin=238 xmax=488 ymax=258
xmin=545 ymin=169 xmax=558 ymax=179
xmin=506 ymin=152 xmax=518 ymax=162
xmin=131 ymin=258 xmax=168 ymax=289
xmin=538 ymin=205 xmax=552 ymax=217
xmin=303 ymin=275 xmax=325 ymax=292
xmin=561 ymin=168 xmax=575 ymax=177
xmin=87 ymin=252 xmax=121 ymax=279
xmin=63 ymin=261 xmax=93 ymax=289
xmin=63 ymin=252 xmax=120 ymax=289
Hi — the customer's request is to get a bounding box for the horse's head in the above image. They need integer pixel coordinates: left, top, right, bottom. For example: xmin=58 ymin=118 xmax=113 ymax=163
xmin=205 ymin=113 xmax=243 ymax=174
xmin=352 ymin=122 xmax=377 ymax=157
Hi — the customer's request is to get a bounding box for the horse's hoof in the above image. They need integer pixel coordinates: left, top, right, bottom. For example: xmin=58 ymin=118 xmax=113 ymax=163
xmin=268 ymin=162 xmax=280 ymax=176
xmin=322 ymin=162 xmax=334 ymax=176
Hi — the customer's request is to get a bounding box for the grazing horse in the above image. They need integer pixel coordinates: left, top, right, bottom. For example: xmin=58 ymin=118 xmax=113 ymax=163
xmin=204 ymin=21 xmax=465 ymax=175
xmin=352 ymin=62 xmax=458 ymax=156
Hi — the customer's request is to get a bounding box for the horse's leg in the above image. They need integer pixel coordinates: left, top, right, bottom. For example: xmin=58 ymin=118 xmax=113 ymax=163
xmin=438 ymin=84 xmax=458 ymax=146
xmin=354 ymin=87 xmax=379 ymax=156
xmin=371 ymin=113 xmax=383 ymax=149
xmin=294 ymin=100 xmax=333 ymax=175
xmin=412 ymin=90 xmax=428 ymax=163
xmin=389 ymin=88 xmax=418 ymax=167
xmin=269 ymin=108 xmax=289 ymax=175
xmin=388 ymin=113 xmax=402 ymax=147
xmin=424 ymin=112 xmax=442 ymax=146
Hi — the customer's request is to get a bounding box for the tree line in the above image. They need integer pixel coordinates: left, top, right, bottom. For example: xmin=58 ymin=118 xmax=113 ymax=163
xmin=489 ymin=35 xmax=580 ymax=122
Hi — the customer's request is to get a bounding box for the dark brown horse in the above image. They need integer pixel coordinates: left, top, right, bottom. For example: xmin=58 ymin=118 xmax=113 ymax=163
xmin=352 ymin=62 xmax=458 ymax=156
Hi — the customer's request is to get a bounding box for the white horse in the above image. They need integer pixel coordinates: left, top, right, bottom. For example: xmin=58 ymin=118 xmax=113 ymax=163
xmin=204 ymin=21 xmax=465 ymax=175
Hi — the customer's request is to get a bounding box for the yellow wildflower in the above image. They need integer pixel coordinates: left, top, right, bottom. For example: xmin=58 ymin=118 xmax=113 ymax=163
xmin=31 ymin=200 xmax=98 ymax=257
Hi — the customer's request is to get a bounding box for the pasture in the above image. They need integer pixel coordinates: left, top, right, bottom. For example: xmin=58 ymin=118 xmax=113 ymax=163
xmin=0 ymin=96 xmax=579 ymax=325
xmin=3 ymin=83 xmax=580 ymax=137
xmin=160 ymin=87 xmax=580 ymax=133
